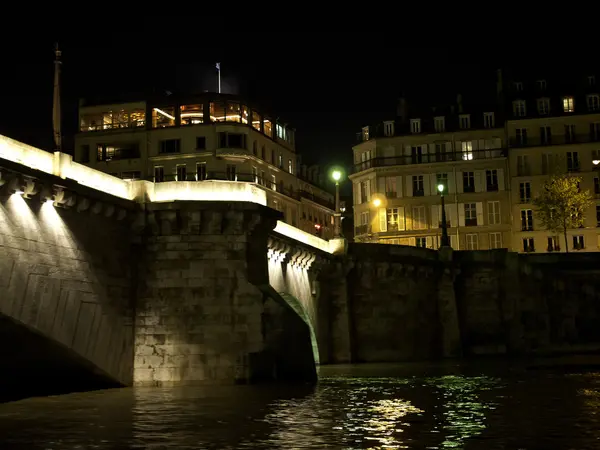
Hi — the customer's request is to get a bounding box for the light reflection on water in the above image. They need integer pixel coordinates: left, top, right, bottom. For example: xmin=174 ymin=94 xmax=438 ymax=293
xmin=0 ymin=364 xmax=599 ymax=449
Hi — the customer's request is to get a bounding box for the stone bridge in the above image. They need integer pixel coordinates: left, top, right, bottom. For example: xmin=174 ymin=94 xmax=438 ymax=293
xmin=1 ymin=134 xmax=600 ymax=399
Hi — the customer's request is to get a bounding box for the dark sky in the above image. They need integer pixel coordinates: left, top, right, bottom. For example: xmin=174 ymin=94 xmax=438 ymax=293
xmin=1 ymin=27 xmax=499 ymax=179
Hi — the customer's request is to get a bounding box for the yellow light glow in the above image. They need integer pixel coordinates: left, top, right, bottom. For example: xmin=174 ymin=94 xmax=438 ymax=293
xmin=273 ymin=220 xmax=335 ymax=254
xmin=438 ymin=184 xmax=445 ymax=192
xmin=593 ymin=159 xmax=600 ymax=165
xmin=0 ymin=135 xmax=54 ymax=174
xmin=153 ymin=108 xmax=175 ymax=120
xmin=146 ymin=180 xmax=267 ymax=205
xmin=332 ymin=170 xmax=342 ymax=181
xmin=373 ymin=198 xmax=381 ymax=207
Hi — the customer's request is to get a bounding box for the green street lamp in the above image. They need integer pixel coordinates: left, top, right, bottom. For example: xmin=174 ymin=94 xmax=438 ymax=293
xmin=438 ymin=183 xmax=450 ymax=248
xmin=331 ymin=169 xmax=343 ymax=237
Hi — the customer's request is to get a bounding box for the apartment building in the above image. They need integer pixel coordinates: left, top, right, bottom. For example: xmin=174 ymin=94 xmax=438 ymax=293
xmin=352 ymin=69 xmax=600 ymax=253
xmin=73 ymin=93 xmax=335 ymax=238
xmin=507 ymin=73 xmax=600 ymax=253
xmin=350 ymin=98 xmax=511 ymax=250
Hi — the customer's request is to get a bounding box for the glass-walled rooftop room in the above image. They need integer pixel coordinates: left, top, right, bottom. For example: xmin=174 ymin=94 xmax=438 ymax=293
xmin=79 ymin=98 xmax=295 ymax=149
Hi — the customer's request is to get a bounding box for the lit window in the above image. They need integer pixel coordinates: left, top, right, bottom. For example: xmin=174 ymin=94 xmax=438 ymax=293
xmin=513 ymin=100 xmax=526 ymax=117
xmin=410 ymin=119 xmax=421 ymax=133
xmin=210 ymin=101 xmax=226 ymax=122
xmin=152 ymin=107 xmax=175 ymax=128
xmin=563 ymin=96 xmax=574 ymax=113
xmin=461 ymin=141 xmax=473 ymax=160
xmin=537 ymin=98 xmax=550 ymax=115
xmin=459 ymin=114 xmax=470 ymax=129
xmin=483 ymin=112 xmax=495 ymax=128
xmin=271 ymin=174 xmax=276 ymax=191
xmin=251 ymin=110 xmax=262 ymax=131
xmin=225 ymin=102 xmax=241 ymax=122
xmin=264 ymin=119 xmax=273 ymax=138
xmin=288 ymin=159 xmax=293 ymax=174
xmin=241 ymin=105 xmax=249 ymax=124
xmin=278 ymin=154 xmax=283 ymax=168
xmin=587 ymin=94 xmax=600 ymax=112
xmin=434 ymin=116 xmax=445 ymax=132
xmin=276 ymin=124 xmax=286 ymax=140
xmin=180 ymin=104 xmax=203 ymax=125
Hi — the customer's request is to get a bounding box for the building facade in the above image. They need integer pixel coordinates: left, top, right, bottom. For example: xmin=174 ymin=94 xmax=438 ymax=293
xmin=74 ymin=93 xmax=335 ymax=238
xmin=351 ymin=70 xmax=600 ymax=252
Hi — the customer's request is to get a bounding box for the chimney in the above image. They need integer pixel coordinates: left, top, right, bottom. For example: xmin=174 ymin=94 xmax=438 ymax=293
xmin=496 ymin=68 xmax=504 ymax=98
xmin=456 ymin=94 xmax=463 ymax=114
xmin=396 ymin=97 xmax=407 ymax=123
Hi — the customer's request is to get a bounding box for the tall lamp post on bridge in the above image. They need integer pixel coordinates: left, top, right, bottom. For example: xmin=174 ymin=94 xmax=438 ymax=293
xmin=438 ymin=183 xmax=451 ymax=248
xmin=331 ymin=169 xmax=343 ymax=237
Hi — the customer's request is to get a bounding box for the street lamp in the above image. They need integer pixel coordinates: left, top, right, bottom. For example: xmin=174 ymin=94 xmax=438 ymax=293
xmin=438 ymin=183 xmax=450 ymax=248
xmin=372 ymin=198 xmax=382 ymax=208
xmin=331 ymin=169 xmax=343 ymax=237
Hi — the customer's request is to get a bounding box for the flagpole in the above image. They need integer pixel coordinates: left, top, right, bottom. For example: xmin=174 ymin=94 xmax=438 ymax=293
xmin=216 ymin=62 xmax=221 ymax=93
xmin=53 ymin=43 xmax=62 ymax=152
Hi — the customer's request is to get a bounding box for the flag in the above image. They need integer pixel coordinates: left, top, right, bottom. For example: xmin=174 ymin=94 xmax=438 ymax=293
xmin=53 ymin=44 xmax=62 ymax=151
xmin=216 ymin=62 xmax=220 ymax=70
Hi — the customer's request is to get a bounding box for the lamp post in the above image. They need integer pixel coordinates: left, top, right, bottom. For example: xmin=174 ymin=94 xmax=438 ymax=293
xmin=438 ymin=184 xmax=450 ymax=247
xmin=331 ymin=169 xmax=342 ymax=237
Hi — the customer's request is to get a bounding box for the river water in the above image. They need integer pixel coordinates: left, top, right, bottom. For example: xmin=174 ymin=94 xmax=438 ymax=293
xmin=1 ymin=362 xmax=600 ymax=449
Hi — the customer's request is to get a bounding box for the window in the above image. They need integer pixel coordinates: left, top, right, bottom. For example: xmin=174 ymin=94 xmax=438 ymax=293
xmin=384 ymin=121 xmax=395 ymax=136
xmin=412 ymin=206 xmax=427 ymax=230
xmin=513 ymin=100 xmax=526 ymax=117
xmin=464 ymin=203 xmax=477 ymax=226
xmin=547 ymin=236 xmax=560 ymax=252
xmin=514 ymin=81 xmax=523 ymax=91
xmin=521 ymin=209 xmax=534 ymax=231
xmin=261 ymin=145 xmax=266 ymax=160
xmin=222 ymin=102 xmax=241 ymax=123
xmin=180 ymin=104 xmax=204 ymax=125
xmin=196 ymin=163 xmax=207 ymax=181
xmin=412 ymin=175 xmax=424 ymax=196
xmin=573 ymin=235 xmax=585 ymax=250
xmin=80 ymin=145 xmax=90 ymax=163
xmin=154 ymin=166 xmax=164 ymax=183
xmin=461 ymin=141 xmax=473 ymax=160
xmin=486 ymin=169 xmax=498 ymax=191
xmin=411 ymin=146 xmax=423 ymax=163
xmin=121 ymin=171 xmax=141 ymax=181
xmin=563 ymin=96 xmax=574 ymax=113
xmin=462 ymin=171 xmax=475 ymax=193
xmin=252 ymin=141 xmax=258 ymax=155
xmin=466 ymin=234 xmax=478 ymax=250
xmin=271 ymin=149 xmax=275 ymax=164
xmin=540 ymin=126 xmax=552 ymax=144
xmin=80 ymin=109 xmax=145 ymax=132
xmin=271 ymin=174 xmax=276 ymax=191
xmin=489 ymin=232 xmax=502 ymax=249
xmin=276 ymin=124 xmax=286 ymax=140
xmin=597 ymin=205 xmax=600 ymax=227
xmin=96 ymin=143 xmax=140 ymax=161
xmin=515 ymin=128 xmax=528 ymax=145
xmin=386 ymin=208 xmax=402 ymax=231
xmin=159 ymin=139 xmax=180 ymax=154
xmin=277 ymin=153 xmax=282 ymax=168
xmin=251 ymin=166 xmax=259 ymax=184
xmin=567 ymin=152 xmax=580 ymax=172
xmin=459 ymin=114 xmax=470 ymax=129
xmin=523 ymin=238 xmax=535 ymax=253
xmin=288 ymin=159 xmax=294 ymax=174
xmin=488 ymin=201 xmax=501 ymax=225
xmin=209 ymin=101 xmax=226 ymax=122
xmin=517 ymin=155 xmax=530 ymax=176
xmin=219 ymin=132 xmax=246 ymax=149
xmin=264 ymin=119 xmax=273 ymax=138
xmin=565 ymin=124 xmax=576 ymax=143
xmin=436 ymin=173 xmax=448 ymax=192
xmin=251 ymin=110 xmax=262 ymax=131
xmin=594 ymin=177 xmax=600 ymax=194
xmin=260 ymin=170 xmax=266 ymax=186
xmin=152 ymin=107 xmax=175 ymax=128
xmin=196 ymin=136 xmax=206 ymax=150
xmin=226 ymin=164 xmax=237 ymax=181
xmin=361 ymin=126 xmax=370 ymax=141
xmin=361 ymin=211 xmax=370 ymax=226
xmin=542 ymin=153 xmax=556 ymax=175
xmin=519 ymin=182 xmax=531 ymax=203
xmin=589 ymin=75 xmax=596 ymax=86
xmin=591 ymin=123 xmax=600 ymax=141
xmin=587 ymin=94 xmax=600 ymax=112
xmin=483 ymin=112 xmax=495 ymax=128
xmin=176 ymin=165 xmax=187 ymax=181
xmin=410 ymin=119 xmax=421 ymax=133
xmin=435 ymin=143 xmax=449 ymax=162
xmin=385 ymin=176 xmax=398 ymax=198
xmin=416 ymin=237 xmax=427 ymax=248
xmin=537 ymin=79 xmax=547 ymax=90
xmin=434 ymin=116 xmax=445 ymax=132
xmin=537 ymin=98 xmax=550 ymax=115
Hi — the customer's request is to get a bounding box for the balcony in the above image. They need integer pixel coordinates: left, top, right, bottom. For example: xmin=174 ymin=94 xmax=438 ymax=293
xmin=510 ymin=133 xmax=600 ymax=148
xmin=298 ymin=190 xmax=335 ymax=210
xmin=355 ymin=224 xmax=371 ymax=236
xmin=352 ymin=148 xmax=507 ymax=173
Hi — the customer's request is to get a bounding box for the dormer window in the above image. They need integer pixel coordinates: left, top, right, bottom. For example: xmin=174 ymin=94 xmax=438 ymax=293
xmin=459 ymin=114 xmax=470 ymax=129
xmin=537 ymin=79 xmax=547 ymax=90
xmin=589 ymin=75 xmax=596 ymax=86
xmin=514 ymin=81 xmax=523 ymax=91
xmin=563 ymin=96 xmax=574 ymax=113
xmin=483 ymin=112 xmax=495 ymax=128
xmin=537 ymin=98 xmax=550 ymax=115
xmin=410 ymin=119 xmax=421 ymax=133
xmin=383 ymin=121 xmax=395 ymax=137
xmin=587 ymin=94 xmax=600 ymax=112
xmin=434 ymin=116 xmax=445 ymax=132
xmin=361 ymin=126 xmax=370 ymax=141
xmin=513 ymin=100 xmax=526 ymax=117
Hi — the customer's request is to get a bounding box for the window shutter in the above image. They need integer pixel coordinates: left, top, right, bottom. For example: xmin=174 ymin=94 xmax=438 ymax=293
xmin=405 ymin=144 xmax=412 ymax=156
xmin=429 ymin=174 xmax=437 ymax=194
xmin=457 ymin=172 xmax=464 ymax=193
xmin=398 ymin=207 xmax=406 ymax=231
xmin=450 ymin=234 xmax=458 ymax=249
xmin=378 ymin=177 xmax=385 ymax=195
xmin=405 ymin=207 xmax=412 ymax=230
xmin=365 ymin=179 xmax=371 ymax=201
xmin=447 ymin=172 xmax=456 ymax=194
xmin=446 ymin=203 xmax=454 ymax=227
xmin=497 ymin=168 xmax=505 ymax=190
xmin=379 ymin=208 xmax=387 ymax=232
xmin=356 ymin=182 xmax=361 ymax=204
xmin=431 ymin=205 xmax=439 ymax=229
xmin=422 ymin=144 xmax=429 ymax=155
xmin=455 ymin=140 xmax=462 ymax=151
xmin=426 ymin=236 xmax=434 ymax=249
xmin=409 ymin=237 xmax=416 ymax=247
xmin=474 ymin=170 xmax=484 ymax=192
xmin=458 ymin=203 xmax=465 ymax=227
xmin=445 ymin=141 xmax=452 ymax=153
xmin=396 ymin=176 xmax=403 ymax=197
xmin=405 ymin=176 xmax=413 ymax=197
xmin=476 ymin=202 xmax=484 ymax=225
xmin=423 ymin=175 xmax=431 ymax=196
xmin=493 ymin=137 xmax=502 ymax=148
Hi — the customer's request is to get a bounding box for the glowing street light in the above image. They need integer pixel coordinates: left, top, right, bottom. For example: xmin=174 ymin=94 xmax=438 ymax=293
xmin=438 ymin=183 xmax=450 ymax=248
xmin=330 ymin=167 xmax=344 ymax=237
xmin=372 ymin=198 xmax=382 ymax=208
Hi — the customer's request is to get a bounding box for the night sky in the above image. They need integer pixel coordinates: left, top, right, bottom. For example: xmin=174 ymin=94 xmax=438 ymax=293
xmin=2 ymin=27 xmax=503 ymax=185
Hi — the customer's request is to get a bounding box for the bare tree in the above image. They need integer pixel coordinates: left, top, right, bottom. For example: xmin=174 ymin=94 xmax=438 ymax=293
xmin=532 ymin=175 xmax=593 ymax=252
